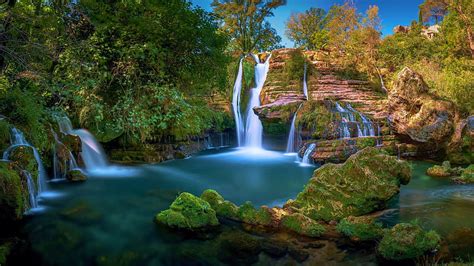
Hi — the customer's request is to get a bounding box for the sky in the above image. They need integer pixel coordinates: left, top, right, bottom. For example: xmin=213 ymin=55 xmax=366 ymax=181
xmin=189 ymin=0 xmax=425 ymax=47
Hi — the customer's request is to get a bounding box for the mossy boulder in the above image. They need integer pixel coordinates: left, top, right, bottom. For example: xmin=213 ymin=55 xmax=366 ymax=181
xmin=336 ymin=216 xmax=384 ymax=241
xmin=377 ymin=222 xmax=441 ymax=261
xmin=289 ymin=147 xmax=411 ymax=221
xmin=200 ymin=189 xmax=238 ymax=219
xmin=155 ymin=192 xmax=219 ymax=230
xmin=237 ymin=201 xmax=272 ymax=226
xmin=280 ymin=213 xmax=325 ymax=237
xmin=66 ymin=169 xmax=87 ymax=182
xmin=426 ymin=164 xmax=452 ymax=177
xmin=8 ymin=145 xmax=38 ymax=180
xmin=453 ymin=164 xmax=474 ymax=184
xmin=0 ymin=161 xmax=28 ymax=223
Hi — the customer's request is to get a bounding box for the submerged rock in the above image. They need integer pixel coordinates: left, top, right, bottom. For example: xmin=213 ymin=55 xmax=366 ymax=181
xmin=280 ymin=213 xmax=325 ymax=237
xmin=155 ymin=192 xmax=219 ymax=230
xmin=289 ymin=147 xmax=411 ymax=221
xmin=336 ymin=216 xmax=384 ymax=241
xmin=66 ymin=169 xmax=87 ymax=182
xmin=377 ymin=222 xmax=440 ymax=261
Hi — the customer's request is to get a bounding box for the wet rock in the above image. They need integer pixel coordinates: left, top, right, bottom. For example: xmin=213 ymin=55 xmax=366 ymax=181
xmin=288 ymin=245 xmax=309 ymax=262
xmin=66 ymin=169 xmax=87 ymax=182
xmin=60 ymin=201 xmax=102 ymax=225
xmin=289 ymin=147 xmax=411 ymax=221
xmin=261 ymin=239 xmax=288 ymax=258
xmin=8 ymin=145 xmax=38 ymax=178
xmin=388 ymin=67 xmax=457 ymax=146
xmin=217 ymin=230 xmax=262 ymax=265
xmin=377 ymin=222 xmax=440 ymax=261
xmin=0 ymin=161 xmax=28 ymax=223
xmin=155 ymin=192 xmax=219 ymax=230
xmin=336 ymin=216 xmax=384 ymax=241
xmin=237 ymin=202 xmax=272 ymax=226
xmin=453 ymin=164 xmax=474 ymax=184
xmin=280 ymin=213 xmax=325 ymax=237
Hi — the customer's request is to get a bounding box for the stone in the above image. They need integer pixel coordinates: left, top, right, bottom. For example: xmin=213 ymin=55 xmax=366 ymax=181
xmin=0 ymin=161 xmax=28 ymax=223
xmin=280 ymin=213 xmax=325 ymax=237
xmin=155 ymin=192 xmax=219 ymax=230
xmin=453 ymin=164 xmax=474 ymax=184
xmin=447 ymin=115 xmax=474 ymax=164
xmin=66 ymin=169 xmax=87 ymax=182
xmin=388 ymin=67 xmax=457 ymax=146
xmin=200 ymin=189 xmax=238 ymax=220
xmin=217 ymin=231 xmax=262 ymax=265
xmin=426 ymin=165 xmax=452 ymax=178
xmin=8 ymin=145 xmax=38 ymax=179
xmin=237 ymin=201 xmax=272 ymax=226
xmin=289 ymin=147 xmax=411 ymax=221
xmin=336 ymin=216 xmax=384 ymax=241
xmin=377 ymin=222 xmax=440 ymax=261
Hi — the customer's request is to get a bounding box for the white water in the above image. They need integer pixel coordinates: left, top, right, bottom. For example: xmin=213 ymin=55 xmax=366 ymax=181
xmin=303 ymin=63 xmax=308 ymax=99
xmin=244 ymin=53 xmax=272 ymax=148
xmin=301 ymin=143 xmax=316 ymax=166
xmin=232 ymin=58 xmax=245 ymax=146
xmin=56 ymin=116 xmax=108 ymax=171
xmin=335 ymin=102 xmax=376 ymax=139
xmin=23 ymin=170 xmax=38 ymax=209
xmin=347 ymin=104 xmax=375 ymax=136
xmin=285 ymin=105 xmax=302 ymax=153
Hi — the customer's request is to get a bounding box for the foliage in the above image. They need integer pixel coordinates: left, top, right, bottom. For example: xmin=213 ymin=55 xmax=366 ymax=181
xmin=284 ymin=49 xmax=307 ymax=82
xmin=0 ymin=161 xmax=27 ymax=223
xmin=212 ymin=0 xmax=284 ymax=54
xmin=377 ymin=221 xmax=441 ymax=260
xmin=285 ymin=8 xmax=327 ymax=50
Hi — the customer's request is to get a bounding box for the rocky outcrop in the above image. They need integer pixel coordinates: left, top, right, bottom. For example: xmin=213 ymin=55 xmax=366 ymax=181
xmin=288 ymin=148 xmax=411 ymax=221
xmin=447 ymin=115 xmax=474 ymax=164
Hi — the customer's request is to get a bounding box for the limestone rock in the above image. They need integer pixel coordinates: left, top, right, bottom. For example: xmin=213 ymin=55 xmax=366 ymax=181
xmin=388 ymin=67 xmax=457 ymax=145
xmin=289 ymin=147 xmax=411 ymax=221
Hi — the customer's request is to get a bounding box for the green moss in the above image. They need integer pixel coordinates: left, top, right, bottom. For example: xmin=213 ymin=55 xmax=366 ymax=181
xmin=8 ymin=146 xmax=39 ymax=183
xmin=355 ymin=137 xmax=376 ymax=149
xmin=155 ymin=192 xmax=219 ymax=230
xmin=455 ymin=164 xmax=474 ymax=184
xmin=281 ymin=213 xmax=325 ymax=237
xmin=378 ymin=222 xmax=441 ymax=261
xmin=237 ymin=202 xmax=272 ymax=226
xmin=426 ymin=165 xmax=452 ymax=177
xmin=200 ymin=189 xmax=238 ymax=219
xmin=0 ymin=161 xmax=27 ymax=222
xmin=289 ymin=147 xmax=411 ymax=221
xmin=0 ymin=119 xmax=11 ymax=151
xmin=297 ymin=101 xmax=334 ymax=139
xmin=0 ymin=242 xmax=11 ymax=265
xmin=336 ymin=216 xmax=384 ymax=241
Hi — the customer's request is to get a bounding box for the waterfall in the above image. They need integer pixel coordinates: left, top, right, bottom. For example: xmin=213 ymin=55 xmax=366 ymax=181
xmin=376 ymin=123 xmax=383 ymax=146
xmin=301 ymin=143 xmax=316 ymax=165
xmin=56 ymin=116 xmax=108 ymax=171
xmin=346 ymin=104 xmax=375 ymax=136
xmin=334 ymin=102 xmax=376 ymax=138
xmin=303 ymin=63 xmax=308 ymax=99
xmin=244 ymin=53 xmax=272 ymax=148
xmin=23 ymin=170 xmax=38 ymax=209
xmin=285 ymin=105 xmax=302 ymax=153
xmin=232 ymin=58 xmax=245 ymax=146
xmin=335 ymin=102 xmax=353 ymax=138
xmin=3 ymin=128 xmax=47 ymax=209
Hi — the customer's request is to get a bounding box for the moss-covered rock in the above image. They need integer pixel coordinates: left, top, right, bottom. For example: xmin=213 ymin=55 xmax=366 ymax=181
xmin=453 ymin=164 xmax=474 ymax=184
xmin=426 ymin=165 xmax=452 ymax=177
xmin=66 ymin=169 xmax=87 ymax=182
xmin=0 ymin=161 xmax=28 ymax=223
xmin=155 ymin=192 xmax=219 ymax=230
xmin=200 ymin=189 xmax=238 ymax=219
xmin=8 ymin=145 xmax=38 ymax=182
xmin=280 ymin=213 xmax=325 ymax=237
xmin=0 ymin=242 xmax=11 ymax=265
xmin=336 ymin=216 xmax=384 ymax=241
xmin=377 ymin=222 xmax=441 ymax=261
xmin=289 ymin=147 xmax=411 ymax=221
xmin=237 ymin=202 xmax=272 ymax=226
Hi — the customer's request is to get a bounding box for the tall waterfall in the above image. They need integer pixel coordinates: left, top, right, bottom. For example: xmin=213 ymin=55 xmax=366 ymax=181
xmin=244 ymin=53 xmax=272 ymax=148
xmin=303 ymin=63 xmax=308 ymax=99
xmin=232 ymin=58 xmax=245 ymax=146
xmin=57 ymin=116 xmax=108 ymax=171
xmin=285 ymin=105 xmax=302 ymax=153
xmin=3 ymin=128 xmax=47 ymax=209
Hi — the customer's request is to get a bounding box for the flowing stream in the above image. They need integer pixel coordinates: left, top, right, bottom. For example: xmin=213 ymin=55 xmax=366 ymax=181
xmin=232 ymin=58 xmax=245 ymax=146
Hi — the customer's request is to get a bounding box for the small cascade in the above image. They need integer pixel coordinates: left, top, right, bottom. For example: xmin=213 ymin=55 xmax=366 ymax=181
xmin=376 ymin=123 xmax=383 ymax=146
xmin=301 ymin=143 xmax=316 ymax=165
xmin=3 ymin=128 xmax=47 ymax=194
xmin=56 ymin=116 xmax=108 ymax=171
xmin=232 ymin=57 xmax=245 ymax=146
xmin=22 ymin=170 xmax=38 ymax=209
xmin=244 ymin=53 xmax=272 ymax=148
xmin=52 ymin=131 xmax=80 ymax=180
xmin=334 ymin=102 xmax=376 ymax=139
xmin=303 ymin=63 xmax=308 ymax=99
xmin=285 ymin=105 xmax=302 ymax=153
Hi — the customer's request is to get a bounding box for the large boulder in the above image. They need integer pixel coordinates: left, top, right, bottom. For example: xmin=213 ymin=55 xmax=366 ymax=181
xmin=155 ymin=192 xmax=219 ymax=230
xmin=288 ymin=147 xmax=411 ymax=221
xmin=388 ymin=67 xmax=458 ymax=146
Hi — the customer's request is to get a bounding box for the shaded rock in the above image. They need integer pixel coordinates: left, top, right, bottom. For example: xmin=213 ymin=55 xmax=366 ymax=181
xmin=288 ymin=245 xmax=309 ymax=262
xmin=8 ymin=145 xmax=38 ymax=179
xmin=377 ymin=222 xmax=440 ymax=261
xmin=155 ymin=192 xmax=219 ymax=230
xmin=280 ymin=213 xmax=325 ymax=237
xmin=217 ymin=230 xmax=262 ymax=265
xmin=0 ymin=161 xmax=28 ymax=223
xmin=289 ymin=147 xmax=411 ymax=221
xmin=261 ymin=239 xmax=288 ymax=258
xmin=388 ymin=67 xmax=457 ymax=146
xmin=66 ymin=169 xmax=87 ymax=182
xmin=336 ymin=216 xmax=384 ymax=241
xmin=0 ymin=242 xmax=11 ymax=265
xmin=447 ymin=115 xmax=474 ymax=164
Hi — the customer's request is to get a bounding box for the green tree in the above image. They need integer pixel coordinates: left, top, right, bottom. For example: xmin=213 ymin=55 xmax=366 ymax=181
xmin=212 ymin=0 xmax=284 ymax=54
xmin=285 ymin=7 xmax=327 ymax=50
